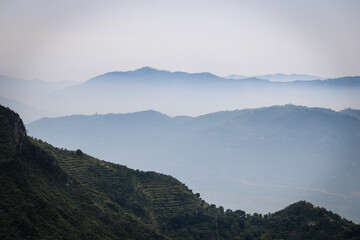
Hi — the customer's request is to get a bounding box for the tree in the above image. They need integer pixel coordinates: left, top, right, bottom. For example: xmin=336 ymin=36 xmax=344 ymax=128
xmin=76 ymin=149 xmax=83 ymax=156
xmin=219 ymin=206 xmax=224 ymax=214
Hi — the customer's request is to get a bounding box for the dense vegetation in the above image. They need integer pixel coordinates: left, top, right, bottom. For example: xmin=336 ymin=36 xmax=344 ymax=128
xmin=1 ymin=105 xmax=360 ymax=239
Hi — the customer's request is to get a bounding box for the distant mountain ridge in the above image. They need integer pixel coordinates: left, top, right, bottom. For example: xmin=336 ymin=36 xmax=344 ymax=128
xmin=84 ymin=67 xmax=229 ymax=88
xmin=0 ymin=95 xmax=47 ymax=123
xmin=2 ymin=104 xmax=360 ymax=239
xmin=340 ymin=108 xmax=360 ymax=120
xmin=0 ymin=74 xmax=78 ymax=122
xmin=88 ymin=67 xmax=222 ymax=82
xmin=33 ymin=68 xmax=360 ymax=118
xmin=1 ymin=68 xmax=360 ymax=121
xmin=227 ymin=73 xmax=324 ymax=82
xmin=0 ymin=74 xmax=78 ymax=104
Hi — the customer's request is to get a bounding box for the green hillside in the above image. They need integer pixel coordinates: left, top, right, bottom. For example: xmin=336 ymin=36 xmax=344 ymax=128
xmin=1 ymin=105 xmax=359 ymax=239
xmin=0 ymin=105 xmax=167 ymax=240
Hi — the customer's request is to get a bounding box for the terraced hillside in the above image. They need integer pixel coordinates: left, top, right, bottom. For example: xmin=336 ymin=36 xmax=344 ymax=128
xmin=0 ymin=106 xmax=168 ymax=240
xmin=31 ymin=139 xmax=218 ymax=238
xmin=2 ymin=104 xmax=360 ymax=239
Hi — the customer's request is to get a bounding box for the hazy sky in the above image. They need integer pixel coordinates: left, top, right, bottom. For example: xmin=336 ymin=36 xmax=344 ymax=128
xmin=0 ymin=0 xmax=359 ymax=81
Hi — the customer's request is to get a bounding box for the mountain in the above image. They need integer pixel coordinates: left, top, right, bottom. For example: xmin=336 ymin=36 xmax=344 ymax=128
xmin=27 ymin=105 xmax=360 ymax=223
xmin=340 ymin=108 xmax=360 ymax=120
xmin=227 ymin=73 xmax=323 ymax=82
xmin=0 ymin=95 xmax=49 ymax=123
xmin=0 ymin=74 xmax=78 ymax=121
xmin=1 ymin=68 xmax=360 ymax=118
xmin=0 ymin=74 xmax=78 ymax=105
xmin=36 ymin=68 xmax=360 ymax=117
xmin=0 ymin=105 xmax=167 ymax=239
xmin=85 ymin=67 xmax=223 ymax=84
xmin=2 ymin=105 xmax=360 ymax=239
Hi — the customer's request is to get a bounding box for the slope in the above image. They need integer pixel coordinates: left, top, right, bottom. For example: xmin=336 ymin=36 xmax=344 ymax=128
xmin=340 ymin=108 xmax=360 ymax=120
xmin=0 ymin=105 xmax=168 ymax=240
xmin=2 ymin=104 xmax=360 ymax=239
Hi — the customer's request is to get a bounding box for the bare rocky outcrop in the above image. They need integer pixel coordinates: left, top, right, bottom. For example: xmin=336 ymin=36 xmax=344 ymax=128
xmin=0 ymin=105 xmax=27 ymax=155
xmin=12 ymin=112 xmax=26 ymax=153
xmin=1 ymin=104 xmax=76 ymax=185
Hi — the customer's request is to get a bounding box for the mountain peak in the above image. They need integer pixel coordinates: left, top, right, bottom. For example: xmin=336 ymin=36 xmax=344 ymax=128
xmin=132 ymin=67 xmax=171 ymax=76
xmin=135 ymin=66 xmax=163 ymax=73
xmin=86 ymin=67 xmax=222 ymax=85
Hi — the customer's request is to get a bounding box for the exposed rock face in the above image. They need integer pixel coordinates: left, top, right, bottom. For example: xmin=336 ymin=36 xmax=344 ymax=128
xmin=34 ymin=147 xmax=58 ymax=169
xmin=1 ymin=104 xmax=77 ymax=185
xmin=12 ymin=112 xmax=26 ymax=153
xmin=0 ymin=105 xmax=60 ymax=168
xmin=0 ymin=105 xmax=27 ymax=155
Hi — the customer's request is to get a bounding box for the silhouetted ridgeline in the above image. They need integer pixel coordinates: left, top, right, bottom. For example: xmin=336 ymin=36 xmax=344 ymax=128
xmin=1 ymin=105 xmax=360 ymax=239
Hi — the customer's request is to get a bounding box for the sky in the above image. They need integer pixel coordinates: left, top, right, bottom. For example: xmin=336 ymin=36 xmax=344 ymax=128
xmin=0 ymin=0 xmax=359 ymax=82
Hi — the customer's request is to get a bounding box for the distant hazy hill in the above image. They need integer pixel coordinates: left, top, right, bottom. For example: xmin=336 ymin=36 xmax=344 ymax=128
xmin=0 ymin=95 xmax=49 ymax=123
xmin=31 ymin=67 xmax=360 ymax=117
xmin=86 ymin=67 xmax=223 ymax=84
xmin=0 ymin=74 xmax=77 ymax=105
xmin=340 ymin=108 xmax=360 ymax=120
xmin=1 ymin=68 xmax=360 ymax=118
xmin=2 ymin=105 xmax=360 ymax=239
xmin=27 ymin=105 xmax=360 ymax=223
xmin=0 ymin=74 xmax=78 ymax=122
xmin=227 ymin=73 xmax=323 ymax=82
